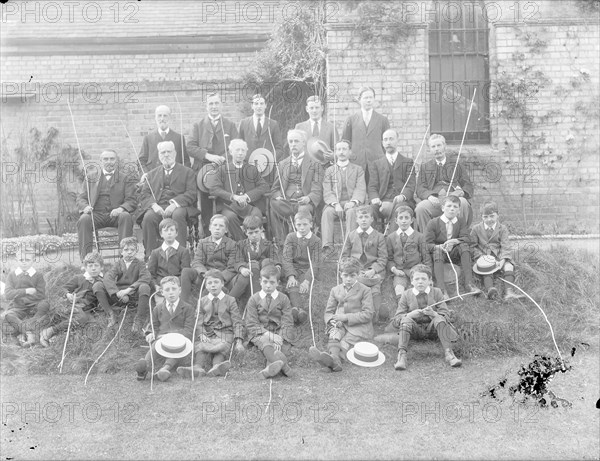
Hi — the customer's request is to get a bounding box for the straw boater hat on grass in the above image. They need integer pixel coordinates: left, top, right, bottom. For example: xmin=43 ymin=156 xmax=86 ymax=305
xmin=347 ymin=342 xmax=386 ymax=367
xmin=473 ymin=255 xmax=503 ymax=275
xmin=155 ymin=333 xmax=193 ymax=359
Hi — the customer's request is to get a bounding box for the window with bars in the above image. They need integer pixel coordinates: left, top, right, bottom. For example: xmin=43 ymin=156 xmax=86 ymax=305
xmin=429 ymin=2 xmax=490 ymax=144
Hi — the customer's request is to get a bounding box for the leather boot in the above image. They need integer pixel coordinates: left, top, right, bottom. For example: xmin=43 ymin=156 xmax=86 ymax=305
xmin=107 ymin=311 xmax=118 ymax=328
xmin=21 ymin=331 xmax=37 ymax=348
xmin=177 ymin=365 xmax=206 ymax=379
xmin=274 ymin=351 xmax=295 ymax=377
xmin=259 ymin=360 xmax=283 ymax=379
xmin=39 ymin=326 xmax=56 ymax=347
xmin=444 ymin=349 xmax=462 ymax=367
xmin=394 ymin=351 xmax=407 ymax=370
xmin=156 ymin=365 xmax=172 ymax=381
xmin=486 ymin=286 xmax=499 ymax=300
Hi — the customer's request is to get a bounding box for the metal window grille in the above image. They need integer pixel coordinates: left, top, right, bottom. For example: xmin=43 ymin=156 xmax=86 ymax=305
xmin=429 ymin=2 xmax=490 ymax=144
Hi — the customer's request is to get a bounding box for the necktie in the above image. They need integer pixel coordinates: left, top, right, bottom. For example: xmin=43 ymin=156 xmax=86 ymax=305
xmin=168 ymin=303 xmax=175 ymax=314
xmin=265 ymin=293 xmax=272 ymax=310
xmin=416 ymin=292 xmax=428 ymax=309
xmin=388 ymin=155 xmax=394 ymax=166
xmin=211 ymin=297 xmax=219 ymax=316
xmin=400 ymin=232 xmax=408 ymax=246
xmin=256 ymin=119 xmax=262 ymax=137
xmin=446 ymin=220 xmax=454 ymax=240
xmin=252 ymin=242 xmax=259 ymax=254
xmin=165 ymin=246 xmax=174 ymax=259
xmin=364 ymin=112 xmax=370 ymax=127
xmin=486 ymin=227 xmax=493 ymax=239
xmin=436 ymin=162 xmax=444 ymax=182
xmin=360 ymin=232 xmax=368 ymax=264
xmin=105 ymin=174 xmax=112 ymax=182
xmin=160 ymin=131 xmax=166 ymax=140
xmin=312 ymin=121 xmax=319 ymax=137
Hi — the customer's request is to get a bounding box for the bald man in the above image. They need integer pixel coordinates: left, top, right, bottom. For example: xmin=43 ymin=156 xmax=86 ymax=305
xmin=139 ymin=105 xmax=189 ymax=172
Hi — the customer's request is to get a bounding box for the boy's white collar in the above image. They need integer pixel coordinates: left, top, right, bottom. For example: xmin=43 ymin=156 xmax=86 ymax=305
xmin=440 ymin=215 xmax=458 ymax=224
xmin=396 ymin=227 xmax=414 ymax=236
xmin=259 ymin=290 xmax=279 ymax=299
xmin=296 ymin=231 xmax=313 ymax=239
xmin=357 ymin=227 xmax=374 ymax=235
xmin=15 ymin=267 xmax=36 ymax=276
xmin=161 ymin=240 xmax=180 ymax=251
xmin=207 ymin=291 xmax=226 ymax=301
xmin=412 ymin=286 xmax=431 ymax=296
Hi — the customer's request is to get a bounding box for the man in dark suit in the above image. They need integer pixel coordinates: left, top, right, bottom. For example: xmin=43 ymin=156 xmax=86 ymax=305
xmin=341 ymin=86 xmax=390 ymax=176
xmin=270 ymin=129 xmax=323 ymax=245
xmin=207 ymin=139 xmax=270 ymax=241
xmin=368 ymin=129 xmax=416 ymax=233
xmin=415 ymin=134 xmax=474 ymax=232
xmin=238 ymin=94 xmax=284 ymax=161
xmin=139 ymin=141 xmax=198 ymax=258
xmin=139 ymin=105 xmax=188 ymax=172
xmin=187 ymin=92 xmax=238 ymax=234
xmin=76 ymin=149 xmax=137 ymax=260
xmin=295 ymin=96 xmax=336 ymax=152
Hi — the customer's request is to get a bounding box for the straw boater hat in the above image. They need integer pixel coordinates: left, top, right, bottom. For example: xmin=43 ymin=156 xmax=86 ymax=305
xmin=155 ymin=333 xmax=193 ymax=359
xmin=472 ymin=255 xmax=503 ymax=275
xmin=347 ymin=342 xmax=386 ymax=367
xmin=306 ymin=137 xmax=333 ymax=164
xmin=248 ymin=148 xmax=275 ymax=177
xmin=196 ymin=164 xmax=219 ymax=193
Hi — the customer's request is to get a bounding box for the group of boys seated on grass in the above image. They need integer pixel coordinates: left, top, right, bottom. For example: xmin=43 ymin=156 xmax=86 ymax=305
xmin=1 ymin=196 xmax=524 ymax=375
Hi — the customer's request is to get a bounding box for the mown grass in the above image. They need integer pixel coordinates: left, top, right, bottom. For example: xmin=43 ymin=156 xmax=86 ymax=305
xmin=1 ymin=245 xmax=598 ymax=376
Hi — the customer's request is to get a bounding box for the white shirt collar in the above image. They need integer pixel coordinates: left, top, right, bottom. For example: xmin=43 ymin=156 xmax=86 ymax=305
xmin=343 ymin=281 xmax=357 ymax=291
xmin=15 ymin=267 xmax=36 ymax=276
xmin=336 ymin=160 xmax=350 ymax=168
xmin=436 ymin=157 xmax=447 ymax=166
xmin=312 ymin=119 xmax=321 ymax=127
xmin=386 ymin=151 xmax=398 ymax=161
xmin=124 ymin=260 xmax=133 ymax=269
xmin=158 ymin=127 xmax=170 ymax=135
xmin=207 ymin=291 xmax=226 ymax=301
xmin=292 ymin=152 xmax=305 ymax=165
xmin=296 ymin=231 xmax=313 ymax=239
xmin=211 ymin=237 xmax=223 ymax=246
xmin=396 ymin=227 xmax=414 ymax=236
xmin=357 ymin=227 xmax=374 ymax=235
xmin=440 ymin=215 xmax=458 ymax=225
xmin=485 ymin=223 xmax=497 ymax=231
xmin=161 ymin=240 xmax=180 ymax=251
xmin=208 ymin=115 xmax=221 ymax=122
xmin=412 ymin=286 xmax=431 ymax=296
xmin=259 ymin=290 xmax=279 ymax=299
xmin=362 ymin=108 xmax=373 ymax=118
xmin=254 ymin=114 xmax=263 ymax=123
xmin=83 ymin=271 xmax=103 ymax=280
xmin=166 ymin=299 xmax=180 ymax=310
xmin=102 ymin=170 xmax=114 ymax=176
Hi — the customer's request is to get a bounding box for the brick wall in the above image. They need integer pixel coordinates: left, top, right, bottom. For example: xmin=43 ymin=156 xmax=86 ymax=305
xmin=1 ymin=0 xmax=598 ymax=235
xmin=326 ymin=0 xmax=599 ymax=233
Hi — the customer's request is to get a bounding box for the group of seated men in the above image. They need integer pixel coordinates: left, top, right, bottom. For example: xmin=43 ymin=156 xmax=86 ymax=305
xmin=76 ymin=87 xmax=474 ymax=264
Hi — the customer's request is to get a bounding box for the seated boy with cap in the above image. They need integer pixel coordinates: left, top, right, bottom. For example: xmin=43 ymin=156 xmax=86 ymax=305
xmin=177 ymin=269 xmax=244 ymax=379
xmin=470 ymin=201 xmax=525 ymax=301
xmin=135 ymin=276 xmax=195 ymax=382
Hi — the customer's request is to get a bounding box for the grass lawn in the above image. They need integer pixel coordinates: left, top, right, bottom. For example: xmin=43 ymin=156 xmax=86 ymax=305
xmin=1 ymin=244 xmax=599 ymax=459
xmin=1 ymin=348 xmax=599 ymax=460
